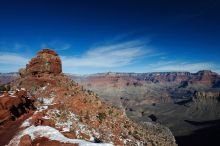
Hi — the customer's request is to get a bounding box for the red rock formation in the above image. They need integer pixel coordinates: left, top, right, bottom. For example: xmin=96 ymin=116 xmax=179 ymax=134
xmin=19 ymin=134 xmax=32 ymax=146
xmin=62 ymin=132 xmax=77 ymax=139
xmin=0 ymin=110 xmax=11 ymax=123
xmin=0 ymin=90 xmax=35 ymax=124
xmin=20 ymin=48 xmax=62 ymax=77
xmin=11 ymin=49 xmax=63 ymax=94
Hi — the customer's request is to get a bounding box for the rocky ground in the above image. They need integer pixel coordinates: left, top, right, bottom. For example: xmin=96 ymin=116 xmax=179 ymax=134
xmin=0 ymin=49 xmax=177 ymax=146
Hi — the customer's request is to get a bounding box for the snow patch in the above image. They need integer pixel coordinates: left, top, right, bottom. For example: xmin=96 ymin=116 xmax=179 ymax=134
xmin=37 ymin=105 xmax=48 ymax=112
xmin=7 ymin=126 xmax=113 ymax=146
xmin=8 ymin=91 xmax=16 ymax=95
xmin=39 ymin=86 xmax=47 ymax=92
xmin=9 ymin=95 xmax=17 ymax=98
xmin=46 ymin=109 xmax=76 ymax=132
xmin=45 ymin=109 xmax=99 ymax=141
xmin=38 ymin=97 xmax=54 ymax=105
xmin=43 ymin=97 xmax=54 ymax=105
xmin=21 ymin=117 xmax=32 ymax=128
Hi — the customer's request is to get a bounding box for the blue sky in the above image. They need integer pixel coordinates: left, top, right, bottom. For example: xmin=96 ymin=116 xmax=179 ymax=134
xmin=0 ymin=0 xmax=220 ymax=74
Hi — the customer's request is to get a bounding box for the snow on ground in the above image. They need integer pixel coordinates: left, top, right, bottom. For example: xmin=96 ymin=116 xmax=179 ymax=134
xmin=38 ymin=97 xmax=54 ymax=105
xmin=8 ymin=91 xmax=16 ymax=95
xmin=9 ymin=95 xmax=16 ymax=97
xmin=0 ymin=91 xmax=16 ymax=97
xmin=21 ymin=97 xmax=54 ymax=128
xmin=45 ymin=109 xmax=77 ymax=132
xmin=14 ymin=94 xmax=111 ymax=146
xmin=6 ymin=90 xmax=17 ymax=97
xmin=39 ymin=85 xmax=47 ymax=92
xmin=42 ymin=86 xmax=47 ymax=91
xmin=43 ymin=97 xmax=54 ymax=105
xmin=20 ymin=117 xmax=32 ymax=128
xmin=7 ymin=126 xmax=113 ymax=146
xmin=45 ymin=108 xmax=100 ymax=140
xmin=36 ymin=105 xmax=49 ymax=112
xmin=13 ymin=98 xmax=112 ymax=146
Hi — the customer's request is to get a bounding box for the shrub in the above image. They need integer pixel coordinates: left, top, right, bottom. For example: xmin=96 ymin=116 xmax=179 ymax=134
xmin=96 ymin=112 xmax=106 ymax=122
xmin=108 ymin=109 xmax=113 ymax=115
xmin=0 ymin=85 xmax=6 ymax=91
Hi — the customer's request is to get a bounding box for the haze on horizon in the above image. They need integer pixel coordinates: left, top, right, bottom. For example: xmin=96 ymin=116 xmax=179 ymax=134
xmin=0 ymin=0 xmax=219 ymax=74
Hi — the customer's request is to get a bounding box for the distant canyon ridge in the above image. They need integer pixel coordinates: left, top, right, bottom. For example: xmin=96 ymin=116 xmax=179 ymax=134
xmin=69 ymin=70 xmax=220 ymax=105
xmin=68 ymin=70 xmax=220 ymax=138
xmin=1 ymin=70 xmax=220 ymax=137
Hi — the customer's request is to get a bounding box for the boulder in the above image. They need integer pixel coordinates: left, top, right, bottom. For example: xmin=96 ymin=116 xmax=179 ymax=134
xmin=19 ymin=134 xmax=32 ymax=146
xmin=0 ymin=90 xmax=34 ymax=123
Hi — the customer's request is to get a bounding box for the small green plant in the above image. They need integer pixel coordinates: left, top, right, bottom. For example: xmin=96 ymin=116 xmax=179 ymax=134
xmin=108 ymin=109 xmax=113 ymax=115
xmin=55 ymin=112 xmax=61 ymax=118
xmin=87 ymin=90 xmax=93 ymax=95
xmin=96 ymin=112 xmax=106 ymax=122
xmin=0 ymin=85 xmax=6 ymax=91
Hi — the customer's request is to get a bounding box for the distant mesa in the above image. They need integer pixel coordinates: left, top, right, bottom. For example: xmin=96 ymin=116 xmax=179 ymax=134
xmin=196 ymin=70 xmax=218 ymax=76
xmin=19 ymin=48 xmax=62 ymax=77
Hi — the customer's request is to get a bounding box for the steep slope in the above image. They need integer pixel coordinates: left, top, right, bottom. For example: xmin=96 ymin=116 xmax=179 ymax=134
xmin=7 ymin=49 xmax=177 ymax=146
xmin=68 ymin=71 xmax=220 ymax=141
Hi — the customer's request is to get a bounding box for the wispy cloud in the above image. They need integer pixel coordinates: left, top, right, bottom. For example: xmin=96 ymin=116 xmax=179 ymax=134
xmin=0 ymin=53 xmax=29 ymax=72
xmin=62 ymin=40 xmax=152 ymax=68
xmin=0 ymin=42 xmax=30 ymax=52
xmin=0 ymin=53 xmax=29 ymax=65
xmin=41 ymin=40 xmax=71 ymax=51
xmin=148 ymin=61 xmax=217 ymax=73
